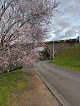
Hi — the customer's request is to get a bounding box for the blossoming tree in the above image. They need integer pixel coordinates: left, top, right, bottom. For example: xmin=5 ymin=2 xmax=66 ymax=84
xmin=0 ymin=0 xmax=59 ymax=72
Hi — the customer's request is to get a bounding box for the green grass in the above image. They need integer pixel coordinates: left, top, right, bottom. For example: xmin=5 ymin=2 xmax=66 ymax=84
xmin=51 ymin=43 xmax=80 ymax=71
xmin=0 ymin=69 xmax=32 ymax=106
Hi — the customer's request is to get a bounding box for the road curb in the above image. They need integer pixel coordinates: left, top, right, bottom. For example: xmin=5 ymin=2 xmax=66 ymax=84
xmin=34 ymin=67 xmax=71 ymax=106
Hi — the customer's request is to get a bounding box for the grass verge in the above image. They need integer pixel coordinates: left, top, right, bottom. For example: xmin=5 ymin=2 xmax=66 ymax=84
xmin=51 ymin=43 xmax=80 ymax=71
xmin=0 ymin=69 xmax=32 ymax=106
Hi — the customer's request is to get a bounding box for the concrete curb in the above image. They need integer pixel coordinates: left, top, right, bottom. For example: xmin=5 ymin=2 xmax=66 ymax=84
xmin=34 ymin=67 xmax=71 ymax=106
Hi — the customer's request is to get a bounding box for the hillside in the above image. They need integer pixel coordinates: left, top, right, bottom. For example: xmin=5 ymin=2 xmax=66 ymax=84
xmin=51 ymin=43 xmax=80 ymax=71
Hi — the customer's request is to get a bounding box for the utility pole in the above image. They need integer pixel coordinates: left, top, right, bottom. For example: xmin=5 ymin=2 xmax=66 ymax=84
xmin=53 ymin=41 xmax=54 ymax=59
xmin=79 ymin=31 xmax=80 ymax=42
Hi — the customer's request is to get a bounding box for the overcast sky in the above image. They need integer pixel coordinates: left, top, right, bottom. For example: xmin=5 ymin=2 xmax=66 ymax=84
xmin=48 ymin=0 xmax=80 ymax=41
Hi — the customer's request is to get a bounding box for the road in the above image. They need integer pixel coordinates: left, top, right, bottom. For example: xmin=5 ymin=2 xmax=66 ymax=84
xmin=34 ymin=61 xmax=80 ymax=106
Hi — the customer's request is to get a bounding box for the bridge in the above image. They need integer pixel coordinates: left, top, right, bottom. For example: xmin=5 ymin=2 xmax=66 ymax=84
xmin=45 ymin=38 xmax=79 ymax=59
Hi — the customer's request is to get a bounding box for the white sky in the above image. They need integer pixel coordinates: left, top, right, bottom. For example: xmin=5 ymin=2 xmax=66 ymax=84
xmin=47 ymin=0 xmax=80 ymax=41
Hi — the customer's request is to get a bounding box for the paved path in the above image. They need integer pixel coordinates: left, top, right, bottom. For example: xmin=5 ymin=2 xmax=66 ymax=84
xmin=34 ymin=61 xmax=80 ymax=106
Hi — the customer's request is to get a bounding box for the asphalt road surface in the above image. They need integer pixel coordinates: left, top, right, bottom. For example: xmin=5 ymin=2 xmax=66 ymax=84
xmin=34 ymin=61 xmax=80 ymax=106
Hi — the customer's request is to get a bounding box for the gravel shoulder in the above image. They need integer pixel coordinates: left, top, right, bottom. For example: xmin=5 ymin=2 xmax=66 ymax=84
xmin=12 ymin=69 xmax=61 ymax=106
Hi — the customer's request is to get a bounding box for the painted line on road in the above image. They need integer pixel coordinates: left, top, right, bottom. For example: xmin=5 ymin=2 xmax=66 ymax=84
xmin=34 ymin=67 xmax=71 ymax=106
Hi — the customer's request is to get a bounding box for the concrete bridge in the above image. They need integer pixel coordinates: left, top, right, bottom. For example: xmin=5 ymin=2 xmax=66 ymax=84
xmin=45 ymin=39 xmax=79 ymax=59
xmin=8 ymin=39 xmax=79 ymax=60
